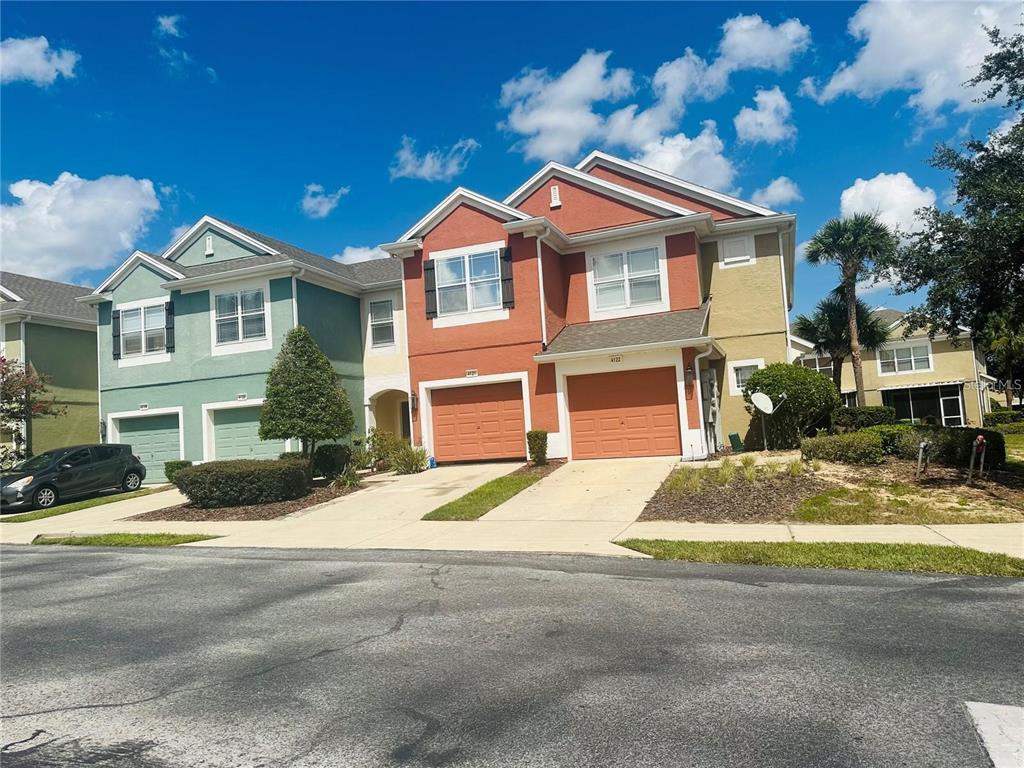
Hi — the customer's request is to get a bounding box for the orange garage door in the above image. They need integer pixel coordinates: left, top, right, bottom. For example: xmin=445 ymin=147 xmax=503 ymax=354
xmin=431 ymin=382 xmax=526 ymax=462
xmin=568 ymin=367 xmax=681 ymax=459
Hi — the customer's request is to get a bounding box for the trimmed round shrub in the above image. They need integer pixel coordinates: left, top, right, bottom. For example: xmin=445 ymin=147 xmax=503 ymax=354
xmin=312 ymin=443 xmax=352 ymax=479
xmin=832 ymin=406 xmax=896 ymax=431
xmin=164 ymin=460 xmax=193 ymax=485
xmin=800 ymin=432 xmax=885 ymax=464
xmin=174 ymin=459 xmax=309 ymax=508
xmin=527 ymin=430 xmax=548 ymax=465
xmin=984 ymin=410 xmax=1024 ymax=426
xmin=743 ymin=363 xmax=840 ymax=449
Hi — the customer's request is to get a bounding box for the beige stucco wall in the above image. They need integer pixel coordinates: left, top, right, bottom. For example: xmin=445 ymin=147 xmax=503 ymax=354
xmin=710 ymin=331 xmax=791 ymax=443
xmin=2 ymin=321 xmax=23 ymax=361
xmin=371 ymin=389 xmax=408 ymax=436
xmin=361 ymin=287 xmax=408 ymax=383
xmin=811 ymin=327 xmax=987 ymax=426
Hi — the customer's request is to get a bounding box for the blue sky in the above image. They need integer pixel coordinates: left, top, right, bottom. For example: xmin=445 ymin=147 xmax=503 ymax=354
xmin=1 ymin=1 xmax=1018 ymax=317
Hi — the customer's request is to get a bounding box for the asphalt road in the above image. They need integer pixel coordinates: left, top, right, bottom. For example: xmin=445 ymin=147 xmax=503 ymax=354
xmin=1 ymin=545 xmax=1020 ymax=768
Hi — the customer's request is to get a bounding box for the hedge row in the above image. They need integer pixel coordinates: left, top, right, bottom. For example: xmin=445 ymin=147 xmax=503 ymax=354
xmin=803 ymin=424 xmax=1007 ymax=468
xmin=832 ymin=406 xmax=896 ymax=430
xmin=174 ymin=459 xmax=309 ymax=508
xmin=984 ymin=410 xmax=1024 ymax=426
xmin=993 ymin=422 xmax=1024 ymax=435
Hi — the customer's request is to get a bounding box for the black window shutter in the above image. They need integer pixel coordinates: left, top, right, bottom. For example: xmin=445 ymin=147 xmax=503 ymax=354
xmin=164 ymin=301 xmax=175 ymax=353
xmin=500 ymin=246 xmax=514 ymax=309
xmin=423 ymin=260 xmax=438 ymax=319
xmin=111 ymin=310 xmax=121 ymax=359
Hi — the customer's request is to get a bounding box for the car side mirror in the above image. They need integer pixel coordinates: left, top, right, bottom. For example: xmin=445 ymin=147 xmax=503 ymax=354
xmin=59 ymin=463 xmax=73 ymax=471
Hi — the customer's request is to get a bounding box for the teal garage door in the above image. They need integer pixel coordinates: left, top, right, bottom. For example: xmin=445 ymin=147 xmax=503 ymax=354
xmin=118 ymin=413 xmax=181 ymax=483
xmin=213 ymin=406 xmax=285 ymax=460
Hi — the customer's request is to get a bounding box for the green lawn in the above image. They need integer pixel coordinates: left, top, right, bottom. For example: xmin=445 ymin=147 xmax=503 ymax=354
xmin=617 ymin=539 xmax=1024 ymax=577
xmin=32 ymin=533 xmax=216 ymax=547
xmin=1005 ymin=433 xmax=1024 ymax=464
xmin=423 ymin=474 xmax=540 ymax=521
xmin=794 ymin=486 xmax=1020 ymax=525
xmin=1 ymin=487 xmax=167 ymax=524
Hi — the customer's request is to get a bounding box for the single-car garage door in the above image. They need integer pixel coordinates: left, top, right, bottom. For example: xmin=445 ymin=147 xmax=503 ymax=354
xmin=568 ymin=367 xmax=681 ymax=459
xmin=431 ymin=382 xmax=526 ymax=462
xmin=213 ymin=406 xmax=285 ymax=460
xmin=117 ymin=413 xmax=181 ymax=482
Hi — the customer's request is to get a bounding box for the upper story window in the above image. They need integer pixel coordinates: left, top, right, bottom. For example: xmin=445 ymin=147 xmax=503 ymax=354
xmin=369 ymin=299 xmax=395 ymax=347
xmin=436 ymin=249 xmax=501 ymax=316
xmin=800 ymin=356 xmax=833 ymax=376
xmin=216 ymin=288 xmax=266 ymax=344
xmin=878 ymin=341 xmax=931 ymax=375
xmin=593 ymin=247 xmax=661 ymax=310
xmin=121 ymin=304 xmax=166 ymax=357
xmin=719 ymin=235 xmax=754 ymax=268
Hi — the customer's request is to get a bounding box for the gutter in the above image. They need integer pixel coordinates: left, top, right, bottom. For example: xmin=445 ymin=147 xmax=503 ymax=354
xmin=161 ymin=259 xmax=364 ymax=294
xmin=534 ymin=335 xmax=722 ymax=363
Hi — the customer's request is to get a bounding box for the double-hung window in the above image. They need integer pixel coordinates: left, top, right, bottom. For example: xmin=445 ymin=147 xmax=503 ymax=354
xmin=369 ymin=300 xmax=395 ymax=347
xmin=121 ymin=305 xmax=166 ymax=357
xmin=436 ymin=249 xmax=501 ymax=316
xmin=879 ymin=343 xmax=931 ymax=374
xmin=215 ymin=288 xmax=266 ymax=345
xmin=592 ymin=247 xmax=661 ymax=310
xmin=733 ymin=364 xmax=759 ymax=391
xmin=800 ymin=356 xmax=833 ymax=377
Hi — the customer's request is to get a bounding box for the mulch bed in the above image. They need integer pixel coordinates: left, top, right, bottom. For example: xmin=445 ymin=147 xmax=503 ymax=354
xmin=509 ymin=459 xmax=566 ymax=479
xmin=130 ymin=483 xmax=358 ymax=522
xmin=640 ymin=474 xmax=833 ymax=523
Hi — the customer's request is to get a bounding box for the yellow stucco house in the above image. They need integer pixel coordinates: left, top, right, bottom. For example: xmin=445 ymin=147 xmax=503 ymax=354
xmin=792 ymin=307 xmax=995 ymax=427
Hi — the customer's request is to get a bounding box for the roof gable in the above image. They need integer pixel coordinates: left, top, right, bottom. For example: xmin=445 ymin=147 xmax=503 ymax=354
xmin=93 ymin=250 xmax=186 ymax=294
xmin=163 ymin=216 xmax=280 ymax=264
xmin=575 ymin=151 xmax=776 ymax=217
xmin=399 ymin=188 xmax=529 ymax=242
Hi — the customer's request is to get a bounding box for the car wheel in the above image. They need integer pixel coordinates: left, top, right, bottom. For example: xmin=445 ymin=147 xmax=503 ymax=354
xmin=122 ymin=472 xmax=143 ymax=491
xmin=34 ymin=485 xmax=58 ymax=509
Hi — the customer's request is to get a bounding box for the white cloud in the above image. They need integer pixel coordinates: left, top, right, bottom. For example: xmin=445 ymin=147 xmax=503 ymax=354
xmin=801 ymin=1 xmax=1020 ymax=119
xmin=795 ymin=240 xmax=810 ymax=262
xmin=0 ymin=172 xmax=160 ymax=281
xmin=632 ymin=121 xmax=737 ymax=192
xmin=500 ymin=50 xmax=633 ymax=161
xmin=389 ymin=135 xmax=480 ymax=181
xmin=734 ymin=86 xmax=795 ymax=144
xmin=334 ymin=246 xmax=389 ymax=265
xmin=991 ymin=111 xmax=1020 ymax=140
xmin=0 ymin=36 xmax=79 ymax=86
xmin=155 ymin=15 xmax=184 ymax=38
xmin=751 ymin=176 xmax=802 ymax=209
xmin=839 ymin=171 xmax=936 ymax=234
xmin=167 ymin=223 xmax=191 ymax=245
xmin=300 ymin=183 xmax=349 ymax=219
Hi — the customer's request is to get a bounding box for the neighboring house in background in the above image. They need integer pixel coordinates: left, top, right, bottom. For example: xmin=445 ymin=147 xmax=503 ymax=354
xmin=792 ymin=307 xmax=994 ymax=427
xmin=79 ymin=216 xmax=403 ymax=482
xmin=0 ymin=272 xmax=98 ymax=454
xmin=381 ymin=151 xmax=797 ymax=461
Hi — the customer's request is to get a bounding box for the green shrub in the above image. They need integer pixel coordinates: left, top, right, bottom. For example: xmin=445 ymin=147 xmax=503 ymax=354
xmin=367 ymin=428 xmax=406 ymax=470
xmin=800 ymin=432 xmax=885 ymax=464
xmin=994 ymin=422 xmax=1024 ymax=435
xmin=279 ymin=451 xmax=306 ymax=462
xmin=330 ymin=464 xmax=362 ymax=489
xmin=390 ymin=443 xmax=428 ymax=474
xmin=832 ymin=406 xmax=896 ymax=431
xmin=984 ymin=410 xmax=1024 ymax=426
xmin=527 ymin=430 xmax=548 ymax=465
xmin=863 ymin=424 xmax=915 ymax=453
xmin=350 ymin=436 xmax=371 ymax=470
xmin=174 ymin=459 xmax=309 ymax=508
xmin=864 ymin=424 xmax=1007 ymax=468
xmin=164 ymin=460 xmax=193 ymax=485
xmin=312 ymin=443 xmax=352 ymax=479
xmin=743 ymin=364 xmax=840 ymax=449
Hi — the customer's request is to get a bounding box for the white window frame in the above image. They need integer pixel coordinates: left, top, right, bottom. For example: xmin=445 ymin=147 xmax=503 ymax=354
xmin=585 ymin=235 xmax=670 ymax=321
xmin=369 ymin=299 xmax=395 ymax=348
xmin=428 ymin=241 xmax=509 ymax=329
xmin=115 ymin=297 xmax=171 ymax=369
xmin=727 ymin=357 xmax=765 ymax=396
xmin=800 ymin=355 xmax=833 ymax=377
xmin=718 ymin=234 xmax=755 ymax=269
xmin=210 ymin=280 xmax=273 ymax=357
xmin=877 ymin=339 xmax=933 ymax=376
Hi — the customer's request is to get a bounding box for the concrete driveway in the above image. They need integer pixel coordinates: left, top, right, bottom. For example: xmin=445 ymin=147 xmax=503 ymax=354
xmin=483 ymin=456 xmax=676 ymax=523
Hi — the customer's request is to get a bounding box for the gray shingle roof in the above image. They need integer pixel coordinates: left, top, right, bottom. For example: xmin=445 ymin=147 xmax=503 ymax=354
xmin=872 ymin=308 xmax=905 ymax=327
xmin=537 ymin=302 xmax=711 ymax=358
xmin=0 ymin=272 xmax=96 ymax=324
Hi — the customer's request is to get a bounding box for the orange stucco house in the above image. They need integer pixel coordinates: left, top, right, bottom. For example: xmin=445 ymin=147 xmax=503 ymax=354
xmin=381 ymin=152 xmax=798 ymax=462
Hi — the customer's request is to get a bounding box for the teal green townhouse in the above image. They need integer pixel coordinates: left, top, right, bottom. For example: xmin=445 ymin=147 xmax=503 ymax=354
xmin=76 ymin=216 xmax=406 ymax=482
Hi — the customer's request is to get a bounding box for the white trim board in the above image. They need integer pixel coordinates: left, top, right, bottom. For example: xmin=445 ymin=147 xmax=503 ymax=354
xmin=162 ymin=215 xmax=280 ymax=263
xmin=417 ymin=371 xmax=532 ymax=460
xmin=727 ymin=358 xmax=765 ymax=397
xmin=94 ymin=250 xmax=185 ymax=294
xmin=399 ymin=188 xmax=529 ymax=243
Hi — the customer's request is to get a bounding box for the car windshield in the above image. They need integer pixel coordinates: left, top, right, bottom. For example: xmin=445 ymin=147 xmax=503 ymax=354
xmin=11 ymin=450 xmax=65 ymax=473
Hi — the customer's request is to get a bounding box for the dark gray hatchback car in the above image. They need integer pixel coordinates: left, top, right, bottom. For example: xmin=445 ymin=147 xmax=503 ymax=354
xmin=1 ymin=444 xmax=147 ymax=511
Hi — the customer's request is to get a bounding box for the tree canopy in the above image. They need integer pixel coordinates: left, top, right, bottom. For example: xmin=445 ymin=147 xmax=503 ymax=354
xmin=793 ymin=295 xmax=890 ymax=392
xmin=259 ymin=326 xmax=355 ymax=456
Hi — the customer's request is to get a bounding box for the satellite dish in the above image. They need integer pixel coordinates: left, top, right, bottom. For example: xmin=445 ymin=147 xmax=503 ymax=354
xmin=751 ymin=392 xmax=775 ymax=415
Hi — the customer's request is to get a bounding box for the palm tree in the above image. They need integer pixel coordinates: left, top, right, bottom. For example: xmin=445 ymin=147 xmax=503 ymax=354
xmin=984 ymin=311 xmax=1024 ymax=408
xmin=804 ymin=213 xmax=898 ymax=406
xmin=794 ymin=295 xmax=890 ymax=393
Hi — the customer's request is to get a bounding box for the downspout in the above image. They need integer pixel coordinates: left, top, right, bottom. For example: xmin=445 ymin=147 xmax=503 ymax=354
xmin=777 ymin=229 xmax=793 ymax=362
xmin=692 ymin=343 xmax=714 ymax=459
xmin=291 ymin=269 xmax=305 ymax=328
xmin=534 ymin=226 xmax=550 ymax=348
xmin=970 ymin=337 xmax=984 ymax=424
